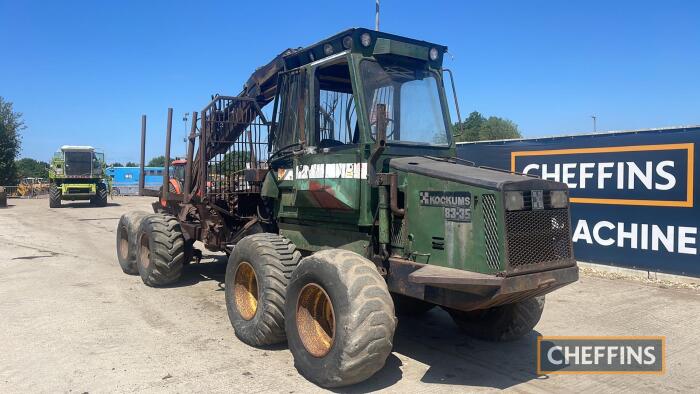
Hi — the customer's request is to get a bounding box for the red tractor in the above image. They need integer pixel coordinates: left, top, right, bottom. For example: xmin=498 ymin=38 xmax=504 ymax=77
xmin=168 ymin=158 xmax=187 ymax=194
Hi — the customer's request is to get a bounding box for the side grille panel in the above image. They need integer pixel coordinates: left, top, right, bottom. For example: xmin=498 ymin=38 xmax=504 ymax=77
xmin=482 ymin=194 xmax=501 ymax=270
xmin=505 ymin=208 xmax=572 ymax=272
xmin=391 ymin=217 xmax=407 ymax=247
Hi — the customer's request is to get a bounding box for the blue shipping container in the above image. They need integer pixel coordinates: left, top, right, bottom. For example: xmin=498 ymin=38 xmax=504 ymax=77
xmin=106 ymin=167 xmax=164 ymax=195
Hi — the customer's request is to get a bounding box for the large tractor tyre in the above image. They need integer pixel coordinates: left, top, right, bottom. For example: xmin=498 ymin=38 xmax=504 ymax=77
xmin=392 ymin=294 xmax=436 ymax=316
xmin=224 ymin=233 xmax=301 ymax=346
xmin=115 ymin=211 xmax=151 ymax=275
xmin=91 ymin=183 xmax=108 ymax=207
xmin=284 ymin=249 xmax=396 ymax=388
xmin=135 ymin=214 xmax=185 ymax=286
xmin=446 ymin=296 xmax=546 ymax=342
xmin=49 ymin=184 xmax=61 ymax=208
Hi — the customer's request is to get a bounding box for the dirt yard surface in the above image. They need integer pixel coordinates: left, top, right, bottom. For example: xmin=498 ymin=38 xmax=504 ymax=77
xmin=1 ymin=197 xmax=699 ymax=393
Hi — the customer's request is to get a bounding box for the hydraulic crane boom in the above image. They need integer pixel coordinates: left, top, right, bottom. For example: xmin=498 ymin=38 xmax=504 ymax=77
xmin=188 ymin=48 xmax=298 ymax=197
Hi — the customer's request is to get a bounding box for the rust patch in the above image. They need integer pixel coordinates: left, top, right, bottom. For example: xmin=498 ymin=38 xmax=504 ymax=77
xmin=307 ymin=181 xmax=351 ymax=210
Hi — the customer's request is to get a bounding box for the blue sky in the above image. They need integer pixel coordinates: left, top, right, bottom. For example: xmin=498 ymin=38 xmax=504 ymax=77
xmin=1 ymin=0 xmax=699 ymax=163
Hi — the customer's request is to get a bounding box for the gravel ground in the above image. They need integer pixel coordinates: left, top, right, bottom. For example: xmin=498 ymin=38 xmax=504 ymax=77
xmin=1 ymin=197 xmax=699 ymax=393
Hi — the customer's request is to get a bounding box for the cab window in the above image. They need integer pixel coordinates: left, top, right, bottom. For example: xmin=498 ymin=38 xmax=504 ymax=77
xmin=273 ymin=69 xmax=307 ymax=152
xmin=314 ymin=59 xmax=358 ymax=148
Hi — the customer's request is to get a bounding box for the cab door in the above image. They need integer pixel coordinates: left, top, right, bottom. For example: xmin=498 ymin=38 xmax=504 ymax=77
xmin=270 ymin=68 xmax=305 ymax=221
xmin=272 ymin=59 xmax=364 ymax=219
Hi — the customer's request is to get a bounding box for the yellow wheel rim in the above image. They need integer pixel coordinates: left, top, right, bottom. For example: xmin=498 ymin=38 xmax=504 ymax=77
xmin=296 ymin=283 xmax=335 ymax=358
xmin=118 ymin=226 xmax=129 ymax=260
xmin=234 ymin=262 xmax=258 ymax=320
xmin=138 ymin=233 xmax=150 ymax=269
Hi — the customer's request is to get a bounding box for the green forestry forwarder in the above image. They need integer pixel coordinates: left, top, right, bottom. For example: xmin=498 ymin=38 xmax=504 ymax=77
xmin=115 ymin=28 xmax=579 ymax=387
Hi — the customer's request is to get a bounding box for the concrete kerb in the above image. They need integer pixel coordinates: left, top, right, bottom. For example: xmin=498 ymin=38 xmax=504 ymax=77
xmin=578 ymin=261 xmax=700 ymax=287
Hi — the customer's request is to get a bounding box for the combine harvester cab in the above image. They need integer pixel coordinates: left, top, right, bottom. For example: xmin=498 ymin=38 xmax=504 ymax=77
xmin=117 ymin=28 xmax=578 ymax=388
xmin=49 ymin=145 xmax=109 ymax=208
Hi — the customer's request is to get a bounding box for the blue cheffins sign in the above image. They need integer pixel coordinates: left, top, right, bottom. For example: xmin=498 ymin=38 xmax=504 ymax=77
xmin=458 ymin=126 xmax=699 ymax=277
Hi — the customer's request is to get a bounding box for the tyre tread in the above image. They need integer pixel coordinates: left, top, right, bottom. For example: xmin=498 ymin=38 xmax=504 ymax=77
xmin=226 ymin=233 xmax=301 ymax=346
xmin=138 ymin=214 xmax=185 ymax=286
xmin=447 ymin=296 xmax=545 ymax=341
xmin=289 ymin=249 xmax=396 ymax=387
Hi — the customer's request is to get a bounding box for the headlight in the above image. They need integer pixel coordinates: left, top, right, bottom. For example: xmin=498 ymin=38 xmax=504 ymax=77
xmin=323 ymin=43 xmax=334 ymax=56
xmin=505 ymin=191 xmax=525 ymax=211
xmin=360 ymin=32 xmax=372 ymax=47
xmin=55 ymin=168 xmax=63 ymax=175
xmin=550 ymin=190 xmax=568 ymax=209
xmin=429 ymin=47 xmax=439 ymax=61
xmin=342 ymin=35 xmax=353 ymax=49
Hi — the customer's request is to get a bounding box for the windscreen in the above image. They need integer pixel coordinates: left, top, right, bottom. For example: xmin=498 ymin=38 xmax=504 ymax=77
xmin=171 ymin=165 xmax=185 ymax=182
xmin=361 ymin=59 xmax=449 ymax=146
xmin=64 ymin=151 xmax=93 ymax=176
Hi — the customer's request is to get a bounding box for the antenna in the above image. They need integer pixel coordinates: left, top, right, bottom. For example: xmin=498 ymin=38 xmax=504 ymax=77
xmin=375 ymin=0 xmax=380 ymax=31
xmin=183 ymin=112 xmax=190 ymax=153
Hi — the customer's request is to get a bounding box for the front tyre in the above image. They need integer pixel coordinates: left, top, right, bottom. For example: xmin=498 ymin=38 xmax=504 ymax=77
xmin=91 ymin=183 xmax=108 ymax=207
xmin=284 ymin=249 xmax=396 ymax=388
xmin=224 ymin=233 xmax=300 ymax=346
xmin=49 ymin=184 xmax=61 ymax=208
xmin=446 ymin=296 xmax=545 ymax=341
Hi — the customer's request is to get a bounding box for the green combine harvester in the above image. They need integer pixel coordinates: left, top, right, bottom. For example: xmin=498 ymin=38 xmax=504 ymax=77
xmin=116 ymin=28 xmax=578 ymax=387
xmin=49 ymin=145 xmax=108 ymax=208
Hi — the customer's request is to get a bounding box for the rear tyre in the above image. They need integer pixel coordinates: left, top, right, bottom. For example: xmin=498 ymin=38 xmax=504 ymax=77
xmin=446 ymin=296 xmax=545 ymax=341
xmin=49 ymin=184 xmax=61 ymax=208
xmin=392 ymin=294 xmax=436 ymax=316
xmin=91 ymin=183 xmax=108 ymax=207
xmin=135 ymin=214 xmax=185 ymax=286
xmin=284 ymin=249 xmax=396 ymax=388
xmin=115 ymin=211 xmax=150 ymax=275
xmin=225 ymin=233 xmax=300 ymax=346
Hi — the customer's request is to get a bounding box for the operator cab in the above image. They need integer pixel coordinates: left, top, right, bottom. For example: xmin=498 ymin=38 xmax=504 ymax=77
xmin=170 ymin=159 xmax=187 ymax=184
xmin=270 ymin=28 xmax=457 ymax=162
xmin=57 ymin=145 xmax=104 ymax=178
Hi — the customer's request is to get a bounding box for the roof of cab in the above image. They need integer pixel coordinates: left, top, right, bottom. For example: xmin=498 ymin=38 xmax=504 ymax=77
xmin=282 ymin=27 xmax=447 ymax=70
xmin=60 ymin=145 xmax=95 ymax=151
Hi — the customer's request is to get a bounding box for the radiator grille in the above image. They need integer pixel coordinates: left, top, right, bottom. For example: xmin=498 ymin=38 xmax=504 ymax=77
xmin=505 ymin=208 xmax=572 ymax=270
xmin=67 ymin=187 xmax=91 ymax=194
xmin=391 ymin=217 xmax=407 ymax=247
xmin=482 ymin=194 xmax=501 ymax=270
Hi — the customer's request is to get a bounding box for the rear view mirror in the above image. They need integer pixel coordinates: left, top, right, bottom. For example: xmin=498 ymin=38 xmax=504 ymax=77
xmin=443 ymin=68 xmax=463 ymax=137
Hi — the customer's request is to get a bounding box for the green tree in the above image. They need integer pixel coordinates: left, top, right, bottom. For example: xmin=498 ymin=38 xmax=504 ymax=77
xmin=147 ymin=156 xmax=166 ymax=167
xmin=16 ymin=158 xmax=49 ymax=178
xmin=209 ymin=151 xmax=252 ymax=176
xmin=0 ymin=97 xmax=24 ymax=185
xmin=110 ymin=162 xmax=124 ymax=167
xmin=453 ymin=111 xmax=521 ymax=142
xmin=125 ymin=161 xmax=138 ymax=167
